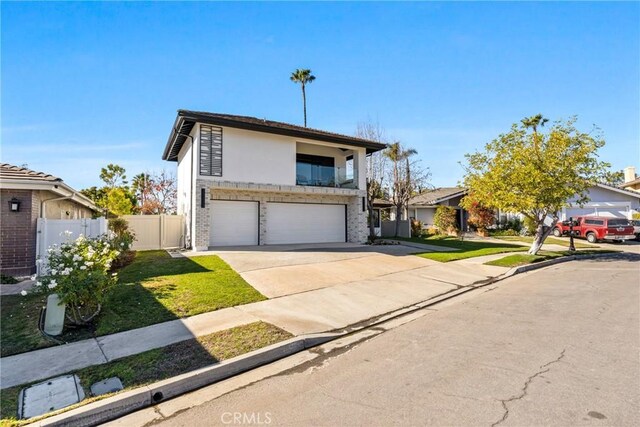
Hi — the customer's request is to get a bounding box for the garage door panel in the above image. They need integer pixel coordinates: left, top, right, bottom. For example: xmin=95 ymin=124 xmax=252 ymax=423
xmin=267 ymin=203 xmax=345 ymax=245
xmin=210 ymin=201 xmax=259 ymax=246
xmin=565 ymin=206 xmax=628 ymax=220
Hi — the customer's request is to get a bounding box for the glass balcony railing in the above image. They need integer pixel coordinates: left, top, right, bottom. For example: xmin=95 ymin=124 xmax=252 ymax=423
xmin=295 ymin=164 xmax=358 ymax=189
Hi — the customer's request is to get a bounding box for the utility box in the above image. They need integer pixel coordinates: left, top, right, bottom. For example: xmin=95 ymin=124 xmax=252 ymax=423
xmin=44 ymin=294 xmax=65 ymax=336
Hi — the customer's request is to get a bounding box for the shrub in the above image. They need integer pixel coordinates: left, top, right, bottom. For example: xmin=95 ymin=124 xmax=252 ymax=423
xmin=522 ymin=216 xmax=537 ymax=236
xmin=497 ymin=216 xmax=523 ymax=232
xmin=434 ymin=206 xmax=458 ymax=234
xmin=108 ymin=217 xmax=136 ymax=268
xmin=633 ymin=212 xmax=640 ymax=220
xmin=466 ymin=202 xmax=495 ymax=234
xmin=0 ymin=274 xmax=19 ymax=284
xmin=411 ymin=219 xmax=425 ymax=238
xmin=490 ymin=229 xmax=520 ymax=236
xmin=31 ymin=234 xmax=120 ymax=325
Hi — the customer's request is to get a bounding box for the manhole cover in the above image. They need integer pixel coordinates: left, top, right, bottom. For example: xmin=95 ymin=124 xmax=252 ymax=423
xmin=90 ymin=377 xmax=124 ymax=396
xmin=18 ymin=374 xmax=85 ymax=419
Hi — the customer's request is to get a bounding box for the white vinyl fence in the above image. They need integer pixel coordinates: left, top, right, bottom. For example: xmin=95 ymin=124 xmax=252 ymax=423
xmin=119 ymin=215 xmax=185 ymax=250
xmin=36 ymin=217 xmax=108 ymax=261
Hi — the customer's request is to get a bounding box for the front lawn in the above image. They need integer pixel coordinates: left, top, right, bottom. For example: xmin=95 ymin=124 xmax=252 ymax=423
xmin=1 ymin=251 xmax=266 ymax=357
xmin=396 ymin=235 xmax=527 ymax=262
xmin=485 ymin=249 xmax=620 ymax=268
xmin=494 ymin=235 xmax=596 ymax=248
xmin=0 ymin=322 xmax=291 ymax=426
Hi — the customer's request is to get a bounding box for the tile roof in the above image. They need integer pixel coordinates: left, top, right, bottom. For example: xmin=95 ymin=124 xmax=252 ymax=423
xmin=0 ymin=163 xmax=62 ymax=182
xmin=409 ymin=187 xmax=467 ymax=206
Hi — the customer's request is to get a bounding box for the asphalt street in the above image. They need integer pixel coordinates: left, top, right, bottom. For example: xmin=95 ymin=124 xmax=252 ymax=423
xmin=148 ymin=254 xmax=640 ymax=427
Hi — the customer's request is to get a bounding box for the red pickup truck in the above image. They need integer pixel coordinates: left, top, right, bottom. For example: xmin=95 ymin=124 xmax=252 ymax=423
xmin=552 ymin=216 xmax=635 ymax=243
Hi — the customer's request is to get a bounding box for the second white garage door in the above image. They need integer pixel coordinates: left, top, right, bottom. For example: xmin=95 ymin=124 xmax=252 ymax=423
xmin=210 ymin=200 xmax=259 ymax=246
xmin=565 ymin=206 xmax=629 ymax=220
xmin=266 ymin=203 xmax=346 ymax=245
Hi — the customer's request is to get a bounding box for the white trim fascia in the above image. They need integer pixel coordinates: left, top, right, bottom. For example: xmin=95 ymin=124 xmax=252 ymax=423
xmin=1 ymin=179 xmax=98 ymax=211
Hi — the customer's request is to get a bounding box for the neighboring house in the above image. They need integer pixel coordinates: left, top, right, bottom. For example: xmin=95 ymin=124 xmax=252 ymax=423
xmin=621 ymin=166 xmax=640 ymax=193
xmin=560 ymin=183 xmax=640 ymax=220
xmin=162 ymin=110 xmax=386 ymax=250
xmin=408 ymin=187 xmax=468 ymax=231
xmin=0 ymin=164 xmax=98 ymax=276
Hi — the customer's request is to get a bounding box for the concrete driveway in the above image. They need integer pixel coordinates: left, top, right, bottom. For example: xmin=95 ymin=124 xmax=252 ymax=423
xmin=186 ymin=243 xmax=510 ymax=335
xmin=189 ymin=243 xmax=506 ymax=299
xmin=197 ymin=243 xmax=434 ymax=298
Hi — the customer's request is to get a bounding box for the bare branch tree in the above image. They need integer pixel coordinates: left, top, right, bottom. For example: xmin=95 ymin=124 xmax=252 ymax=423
xmin=385 ymin=142 xmax=430 ymax=236
xmin=137 ymin=169 xmax=177 ymax=215
xmin=356 ymin=119 xmax=388 ymax=240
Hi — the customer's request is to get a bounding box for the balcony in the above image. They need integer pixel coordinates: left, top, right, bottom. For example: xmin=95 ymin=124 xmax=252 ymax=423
xmin=296 ymin=163 xmax=357 ymax=189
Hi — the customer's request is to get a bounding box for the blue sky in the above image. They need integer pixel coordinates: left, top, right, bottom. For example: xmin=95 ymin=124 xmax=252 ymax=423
xmin=2 ymin=1 xmax=638 ymax=189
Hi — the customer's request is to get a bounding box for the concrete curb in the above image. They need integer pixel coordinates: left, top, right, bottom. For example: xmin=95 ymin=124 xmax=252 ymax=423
xmin=477 ymin=251 xmax=625 ymax=286
xmin=31 ymin=251 xmax=622 ymax=426
xmin=34 ymin=333 xmax=341 ymax=427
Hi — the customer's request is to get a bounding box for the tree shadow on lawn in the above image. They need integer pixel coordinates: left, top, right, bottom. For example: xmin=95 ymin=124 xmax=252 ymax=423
xmin=96 ymin=250 xmax=266 ymax=336
xmin=0 ymin=250 xmax=266 ymax=357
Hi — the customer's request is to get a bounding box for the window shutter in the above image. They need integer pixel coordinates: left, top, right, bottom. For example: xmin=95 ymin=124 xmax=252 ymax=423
xmin=199 ymin=125 xmax=223 ymax=176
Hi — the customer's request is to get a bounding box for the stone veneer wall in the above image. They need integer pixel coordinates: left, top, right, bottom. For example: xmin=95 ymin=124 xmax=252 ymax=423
xmin=193 ymin=180 xmax=367 ymax=249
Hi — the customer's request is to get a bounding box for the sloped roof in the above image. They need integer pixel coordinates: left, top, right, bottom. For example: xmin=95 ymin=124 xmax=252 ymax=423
xmin=0 ymin=163 xmax=62 ymax=182
xmin=621 ymin=176 xmax=640 ymax=188
xmin=409 ymin=187 xmax=467 ymax=206
xmin=163 ymin=110 xmax=388 ymax=161
xmin=0 ymin=163 xmax=97 ymax=211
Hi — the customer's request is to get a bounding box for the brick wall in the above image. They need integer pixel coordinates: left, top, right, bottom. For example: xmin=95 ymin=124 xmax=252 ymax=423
xmin=0 ymin=189 xmax=39 ymax=277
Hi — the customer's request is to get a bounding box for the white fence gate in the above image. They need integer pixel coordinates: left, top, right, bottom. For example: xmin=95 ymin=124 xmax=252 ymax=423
xmin=36 ymin=217 xmax=108 ymax=261
xmin=119 ymin=215 xmax=184 ymax=250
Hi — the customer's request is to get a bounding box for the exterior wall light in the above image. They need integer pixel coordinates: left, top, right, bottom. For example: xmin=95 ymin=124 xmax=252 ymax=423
xmin=9 ymin=197 xmax=21 ymax=212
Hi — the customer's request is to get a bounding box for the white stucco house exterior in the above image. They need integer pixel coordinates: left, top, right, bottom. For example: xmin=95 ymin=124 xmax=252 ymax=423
xmin=560 ymin=183 xmax=640 ymax=220
xmin=163 ymin=110 xmax=386 ymax=250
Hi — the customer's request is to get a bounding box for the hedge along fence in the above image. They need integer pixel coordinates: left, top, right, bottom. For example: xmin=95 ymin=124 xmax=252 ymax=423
xmin=117 ymin=214 xmax=185 ymax=250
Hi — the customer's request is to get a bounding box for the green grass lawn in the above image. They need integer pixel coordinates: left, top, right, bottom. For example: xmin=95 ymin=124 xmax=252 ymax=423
xmin=494 ymin=235 xmax=596 ymax=248
xmin=485 ymin=249 xmax=620 ymax=268
xmin=396 ymin=235 xmax=527 ymax=262
xmin=0 ymin=251 xmax=266 ymax=357
xmin=0 ymin=322 xmax=291 ymax=426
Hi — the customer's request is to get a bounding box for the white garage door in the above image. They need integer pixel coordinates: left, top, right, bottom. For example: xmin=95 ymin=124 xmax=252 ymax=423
xmin=266 ymin=203 xmax=346 ymax=245
xmin=565 ymin=206 xmax=629 ymax=220
xmin=210 ymin=201 xmax=259 ymax=246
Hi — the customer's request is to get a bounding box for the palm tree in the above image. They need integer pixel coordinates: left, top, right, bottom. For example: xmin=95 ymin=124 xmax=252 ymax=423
xmin=385 ymin=142 xmax=418 ymax=236
xmin=522 ymin=114 xmax=549 ymax=153
xmin=290 ymin=69 xmax=316 ymax=127
xmin=521 ymin=114 xmax=548 ymax=134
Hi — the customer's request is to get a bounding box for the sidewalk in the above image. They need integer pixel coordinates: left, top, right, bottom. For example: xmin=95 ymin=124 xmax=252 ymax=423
xmin=0 ymin=259 xmax=509 ymax=389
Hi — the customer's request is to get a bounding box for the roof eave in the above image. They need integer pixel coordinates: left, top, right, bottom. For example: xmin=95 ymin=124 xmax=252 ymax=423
xmin=0 ymin=179 xmax=98 ymax=211
xmin=163 ymin=111 xmax=387 ymax=161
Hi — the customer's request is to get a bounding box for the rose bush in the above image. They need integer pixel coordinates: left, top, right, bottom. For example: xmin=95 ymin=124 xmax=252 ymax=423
xmin=31 ymin=233 xmax=120 ymax=325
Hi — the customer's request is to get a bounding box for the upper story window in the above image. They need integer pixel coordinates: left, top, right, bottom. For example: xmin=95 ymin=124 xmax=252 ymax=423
xmin=345 ymin=155 xmax=354 ymax=180
xmin=296 ymin=154 xmax=335 ymax=187
xmin=200 ymin=125 xmax=223 ymax=176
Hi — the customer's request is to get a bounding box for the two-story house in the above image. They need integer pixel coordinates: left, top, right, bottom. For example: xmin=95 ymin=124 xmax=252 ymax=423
xmin=163 ymin=110 xmax=386 ymax=250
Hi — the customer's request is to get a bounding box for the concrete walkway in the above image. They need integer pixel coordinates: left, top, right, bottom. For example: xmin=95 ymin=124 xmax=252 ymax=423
xmin=0 ymin=252 xmax=510 ymax=390
xmin=0 ymin=279 xmax=35 ymax=296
